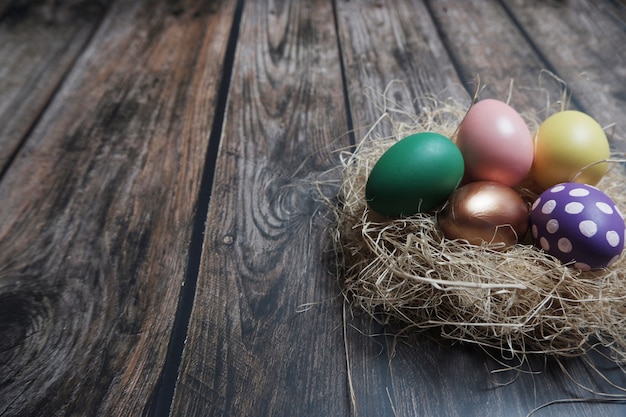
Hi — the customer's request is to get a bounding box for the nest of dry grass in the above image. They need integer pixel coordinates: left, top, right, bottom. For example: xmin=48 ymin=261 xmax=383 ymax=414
xmin=331 ymin=82 xmax=626 ymax=364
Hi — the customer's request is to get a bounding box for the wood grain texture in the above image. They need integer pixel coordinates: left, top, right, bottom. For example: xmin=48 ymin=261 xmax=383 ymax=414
xmin=605 ymin=0 xmax=626 ymax=25
xmin=1 ymin=1 xmax=624 ymax=416
xmin=503 ymin=0 xmax=626 ymax=143
xmin=372 ymin=333 xmax=626 ymax=417
xmin=170 ymin=0 xmax=351 ymax=415
xmin=334 ymin=0 xmax=467 ymax=140
xmin=0 ymin=0 xmax=236 ymax=415
xmin=0 ymin=0 xmax=106 ymax=175
xmin=426 ymin=0 xmax=567 ymax=114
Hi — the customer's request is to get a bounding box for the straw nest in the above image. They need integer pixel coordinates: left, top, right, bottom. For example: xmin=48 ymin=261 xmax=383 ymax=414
xmin=331 ymin=84 xmax=626 ymax=364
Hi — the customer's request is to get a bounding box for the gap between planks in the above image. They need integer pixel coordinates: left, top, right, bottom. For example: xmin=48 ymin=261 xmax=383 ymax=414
xmin=145 ymin=0 xmax=245 ymax=416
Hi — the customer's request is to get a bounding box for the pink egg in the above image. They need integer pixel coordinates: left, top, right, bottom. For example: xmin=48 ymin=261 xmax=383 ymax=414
xmin=456 ymin=99 xmax=534 ymax=187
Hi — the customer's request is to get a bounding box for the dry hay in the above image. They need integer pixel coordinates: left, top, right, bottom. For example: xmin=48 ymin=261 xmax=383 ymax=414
xmin=331 ymin=82 xmax=626 ymax=365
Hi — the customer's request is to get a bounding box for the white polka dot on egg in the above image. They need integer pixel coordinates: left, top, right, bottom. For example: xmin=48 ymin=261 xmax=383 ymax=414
xmin=558 ymin=237 xmax=572 ymax=253
xmin=565 ymin=202 xmax=584 ymax=214
xmin=579 ymin=220 xmax=597 ymax=238
xmin=574 ymin=262 xmax=591 ymax=271
xmin=551 ymin=185 xmax=565 ymax=193
xmin=569 ymin=188 xmax=590 ymax=197
xmin=606 ymin=230 xmax=621 ymax=247
xmin=532 ymin=197 xmax=541 ymax=211
xmin=542 ymin=200 xmax=557 ymax=214
xmin=596 ymin=202 xmax=613 ymax=214
xmin=546 ymin=219 xmax=559 ymax=233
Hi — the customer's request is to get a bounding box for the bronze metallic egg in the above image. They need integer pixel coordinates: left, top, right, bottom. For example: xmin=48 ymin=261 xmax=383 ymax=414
xmin=437 ymin=181 xmax=529 ymax=247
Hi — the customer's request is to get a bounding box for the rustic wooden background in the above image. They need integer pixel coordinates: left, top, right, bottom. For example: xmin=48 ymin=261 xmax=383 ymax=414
xmin=1 ymin=0 xmax=626 ymax=416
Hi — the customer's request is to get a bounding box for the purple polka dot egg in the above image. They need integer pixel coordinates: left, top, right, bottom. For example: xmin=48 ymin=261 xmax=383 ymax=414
xmin=530 ymin=182 xmax=625 ymax=271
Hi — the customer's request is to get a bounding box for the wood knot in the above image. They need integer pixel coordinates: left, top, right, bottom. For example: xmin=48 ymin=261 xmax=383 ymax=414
xmin=0 ymin=290 xmax=49 ymax=368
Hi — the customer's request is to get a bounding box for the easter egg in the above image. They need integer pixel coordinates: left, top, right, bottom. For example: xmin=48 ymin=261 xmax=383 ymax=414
xmin=530 ymin=183 xmax=625 ymax=270
xmin=531 ymin=111 xmax=610 ymax=190
xmin=437 ymin=181 xmax=529 ymax=247
xmin=456 ymin=99 xmax=534 ymax=187
xmin=365 ymin=132 xmax=464 ymax=217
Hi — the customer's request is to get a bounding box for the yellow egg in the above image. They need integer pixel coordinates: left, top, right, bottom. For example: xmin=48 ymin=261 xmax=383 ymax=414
xmin=531 ymin=111 xmax=609 ymax=190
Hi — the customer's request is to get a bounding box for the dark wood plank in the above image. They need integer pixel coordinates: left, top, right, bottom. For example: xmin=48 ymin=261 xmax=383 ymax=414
xmin=335 ymin=0 xmax=467 ymax=141
xmin=0 ymin=0 xmax=237 ymax=415
xmin=598 ymin=0 xmax=626 ymax=28
xmin=170 ymin=0 xmax=351 ymax=415
xmin=502 ymin=0 xmax=626 ymax=143
xmin=426 ymin=0 xmax=572 ymax=115
xmin=336 ymin=1 xmax=626 ymax=417
xmin=0 ymin=0 xmax=13 ymax=18
xmin=0 ymin=1 xmax=107 ymax=175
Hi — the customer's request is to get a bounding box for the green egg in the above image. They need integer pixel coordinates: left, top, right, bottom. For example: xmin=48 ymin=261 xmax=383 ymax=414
xmin=365 ymin=132 xmax=464 ymax=217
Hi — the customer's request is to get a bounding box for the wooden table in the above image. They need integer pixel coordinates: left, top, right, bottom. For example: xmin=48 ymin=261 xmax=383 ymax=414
xmin=1 ymin=0 xmax=625 ymax=416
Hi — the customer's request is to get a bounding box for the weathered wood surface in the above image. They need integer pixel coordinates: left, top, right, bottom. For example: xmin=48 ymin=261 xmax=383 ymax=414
xmin=503 ymin=0 xmax=626 ymax=143
xmin=0 ymin=0 xmax=237 ymax=415
xmin=1 ymin=0 xmax=625 ymax=416
xmin=427 ymin=0 xmax=566 ymax=112
xmin=169 ymin=0 xmax=351 ymax=415
xmin=0 ymin=1 xmax=106 ymax=175
xmin=334 ymin=0 xmax=467 ymax=140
